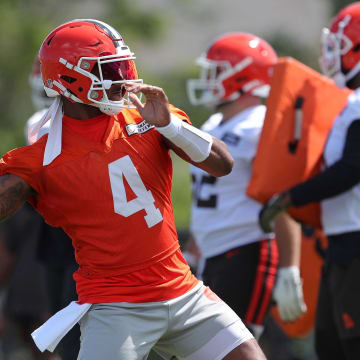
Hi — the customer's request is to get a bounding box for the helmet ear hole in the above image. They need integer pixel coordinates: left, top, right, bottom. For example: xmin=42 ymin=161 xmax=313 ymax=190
xmin=353 ymin=43 xmax=360 ymax=52
xmin=60 ymin=75 xmax=76 ymax=84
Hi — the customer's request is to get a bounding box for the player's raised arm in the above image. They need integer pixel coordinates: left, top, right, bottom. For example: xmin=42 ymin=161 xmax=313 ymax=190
xmin=0 ymin=174 xmax=35 ymax=221
xmin=126 ymin=83 xmax=234 ymax=177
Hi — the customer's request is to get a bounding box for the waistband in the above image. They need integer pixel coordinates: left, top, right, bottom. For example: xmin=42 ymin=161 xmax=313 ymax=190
xmin=327 ymin=231 xmax=360 ymax=265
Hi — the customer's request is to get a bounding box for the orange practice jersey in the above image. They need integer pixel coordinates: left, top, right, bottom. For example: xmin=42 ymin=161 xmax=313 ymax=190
xmin=0 ymin=106 xmax=198 ymax=303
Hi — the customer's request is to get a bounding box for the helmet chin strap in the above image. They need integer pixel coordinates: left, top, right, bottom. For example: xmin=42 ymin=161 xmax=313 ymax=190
xmin=345 ymin=61 xmax=360 ymax=85
xmin=89 ymin=88 xmax=140 ymax=115
xmin=90 ymin=100 xmax=125 ymax=115
xmin=334 ymin=61 xmax=360 ymax=89
xmin=96 ymin=103 xmax=123 ymax=116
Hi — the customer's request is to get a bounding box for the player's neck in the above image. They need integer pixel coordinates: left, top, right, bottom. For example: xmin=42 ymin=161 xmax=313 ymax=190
xmin=217 ymin=95 xmax=261 ymax=123
xmin=62 ymin=97 xmax=104 ymax=120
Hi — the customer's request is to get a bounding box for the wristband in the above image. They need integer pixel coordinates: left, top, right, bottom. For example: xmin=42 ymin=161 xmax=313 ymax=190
xmin=156 ymin=114 xmax=213 ymax=162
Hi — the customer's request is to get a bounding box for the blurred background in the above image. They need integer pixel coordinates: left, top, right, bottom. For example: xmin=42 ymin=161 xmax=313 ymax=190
xmin=0 ymin=0 xmax=354 ymax=229
xmin=0 ymin=0 xmax=353 ymax=229
xmin=0 ymin=0 xmax=355 ymax=359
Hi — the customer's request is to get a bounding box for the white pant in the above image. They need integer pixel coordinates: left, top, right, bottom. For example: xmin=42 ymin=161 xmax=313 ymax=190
xmin=77 ymin=283 xmax=253 ymax=360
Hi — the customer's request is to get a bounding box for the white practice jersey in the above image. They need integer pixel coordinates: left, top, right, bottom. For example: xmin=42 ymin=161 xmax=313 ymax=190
xmin=322 ymin=89 xmax=360 ymax=235
xmin=190 ymin=105 xmax=271 ymax=258
xmin=25 ymin=109 xmax=50 ymax=144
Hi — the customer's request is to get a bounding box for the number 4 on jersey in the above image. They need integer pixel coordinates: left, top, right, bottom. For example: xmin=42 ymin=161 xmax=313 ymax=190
xmin=108 ymin=155 xmax=163 ymax=228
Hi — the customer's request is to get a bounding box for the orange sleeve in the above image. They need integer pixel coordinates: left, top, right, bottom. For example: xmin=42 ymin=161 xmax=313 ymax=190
xmin=0 ymin=141 xmax=45 ymax=195
xmin=120 ymin=106 xmax=191 ymax=126
xmin=169 ymin=104 xmax=192 ymax=125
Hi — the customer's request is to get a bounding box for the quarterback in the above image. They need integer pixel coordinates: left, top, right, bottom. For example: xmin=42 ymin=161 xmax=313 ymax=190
xmin=0 ymin=19 xmax=267 ymax=360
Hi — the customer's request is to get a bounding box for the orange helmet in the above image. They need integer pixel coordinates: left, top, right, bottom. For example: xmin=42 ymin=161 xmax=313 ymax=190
xmin=187 ymin=32 xmax=277 ymax=106
xmin=320 ymin=2 xmax=360 ymax=88
xmin=39 ymin=19 xmax=141 ymax=115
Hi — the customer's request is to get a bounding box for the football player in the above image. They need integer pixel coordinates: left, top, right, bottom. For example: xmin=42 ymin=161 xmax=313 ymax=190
xmin=0 ymin=19 xmax=268 ymax=360
xmin=186 ymin=32 xmax=305 ymax=340
xmin=259 ymin=3 xmax=360 ymax=359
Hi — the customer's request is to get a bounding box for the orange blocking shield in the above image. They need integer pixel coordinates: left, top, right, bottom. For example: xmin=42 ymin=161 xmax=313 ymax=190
xmin=246 ymin=57 xmax=351 ymax=228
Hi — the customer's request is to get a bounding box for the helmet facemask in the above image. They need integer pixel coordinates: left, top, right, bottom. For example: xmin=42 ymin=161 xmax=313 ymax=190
xmin=86 ymin=53 xmax=142 ymax=115
xmin=187 ymin=55 xmax=254 ymax=107
xmin=45 ymin=50 xmax=142 ymax=115
xmin=187 ymin=56 xmax=230 ymax=106
xmin=320 ymin=14 xmax=359 ymax=88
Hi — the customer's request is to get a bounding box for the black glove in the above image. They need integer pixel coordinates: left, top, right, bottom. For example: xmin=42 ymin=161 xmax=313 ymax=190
xmin=259 ymin=192 xmax=292 ymax=233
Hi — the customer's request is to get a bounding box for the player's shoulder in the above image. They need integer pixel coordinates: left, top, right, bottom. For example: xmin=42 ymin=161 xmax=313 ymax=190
xmin=224 ymin=105 xmax=264 ymax=146
xmin=118 ymin=108 xmax=143 ymax=125
xmin=7 ymin=136 xmax=46 ymax=158
xmin=231 ymin=105 xmax=265 ymax=132
xmin=201 ymin=113 xmax=223 ymax=131
xmin=1 ymin=137 xmax=46 ymax=172
xmin=169 ymin=104 xmax=191 ymax=124
xmin=342 ymin=90 xmax=360 ymax=122
xmin=237 ymin=104 xmax=266 ymax=125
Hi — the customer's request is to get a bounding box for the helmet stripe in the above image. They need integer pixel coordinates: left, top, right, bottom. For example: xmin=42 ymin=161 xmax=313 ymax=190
xmin=74 ymin=19 xmax=123 ymax=48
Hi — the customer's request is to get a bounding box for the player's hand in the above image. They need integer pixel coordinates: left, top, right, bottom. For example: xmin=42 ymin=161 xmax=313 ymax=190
xmin=125 ymin=83 xmax=171 ymax=127
xmin=259 ymin=192 xmax=292 ymax=233
xmin=273 ymin=266 xmax=307 ymax=322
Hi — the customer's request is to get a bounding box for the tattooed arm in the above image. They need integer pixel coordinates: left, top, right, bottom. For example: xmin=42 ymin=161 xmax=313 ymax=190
xmin=0 ymin=174 xmax=35 ymax=221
